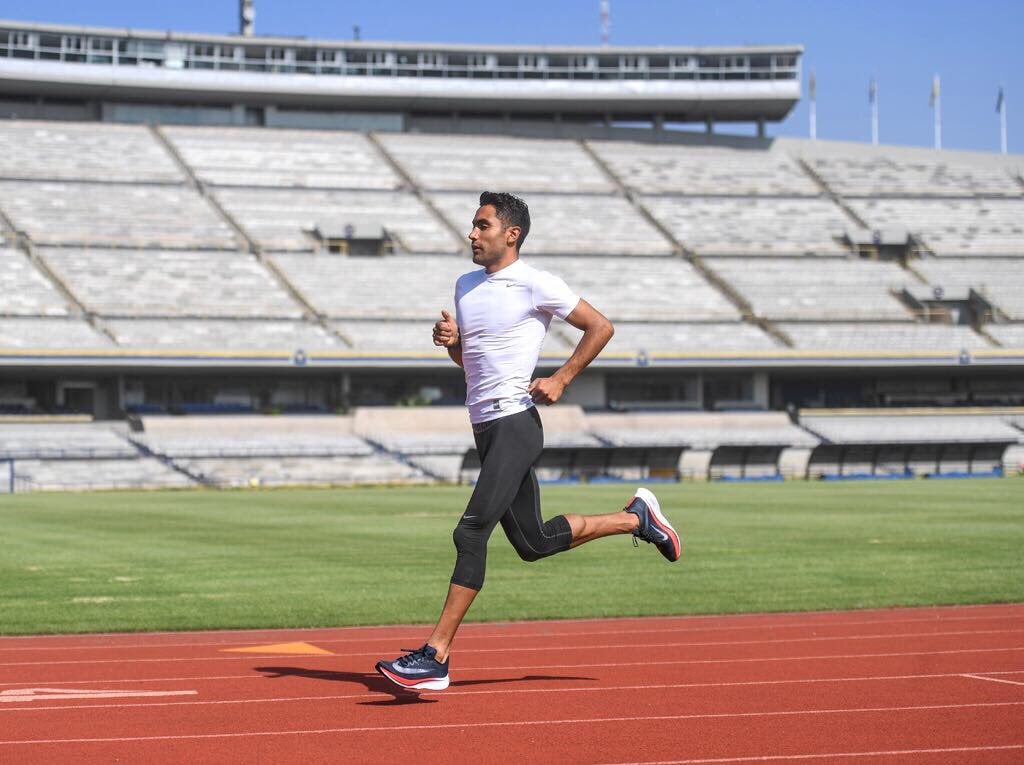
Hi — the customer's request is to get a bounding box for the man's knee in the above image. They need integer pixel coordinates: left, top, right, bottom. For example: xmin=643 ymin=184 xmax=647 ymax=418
xmin=512 ymin=543 xmax=542 ymax=563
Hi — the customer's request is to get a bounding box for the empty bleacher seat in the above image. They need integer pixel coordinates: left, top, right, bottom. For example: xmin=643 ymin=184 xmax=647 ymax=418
xmin=848 ymin=198 xmax=1024 ymax=255
xmin=987 ymin=324 xmax=1024 ymax=348
xmin=642 ymin=196 xmax=851 ymax=255
xmin=913 ymin=258 xmax=1024 ymax=320
xmin=0 ymin=317 xmax=112 ymax=349
xmin=42 ymin=248 xmax=304 ymax=319
xmin=12 ymin=458 xmax=195 ymax=491
xmin=0 ymin=181 xmax=238 ymax=249
xmin=272 ymin=253 xmax=466 ymax=319
xmin=705 ymin=257 xmax=912 ymax=320
xmin=779 ymin=322 xmax=992 ymax=351
xmin=801 ymin=411 xmax=1022 ymax=444
xmin=0 ymin=120 xmax=185 ymax=183
xmin=0 ymin=247 xmax=69 ymax=316
xmin=106 ymin=319 xmax=341 ymax=350
xmin=796 ymin=146 xmax=1021 ymax=197
xmin=592 ymin=141 xmax=820 ymax=196
xmin=163 ymin=125 xmax=402 ymax=189
xmin=378 ymin=133 xmax=614 ymax=192
xmin=588 ymin=411 xmax=819 ymax=449
xmin=213 ymin=187 xmax=458 ymax=252
xmin=529 ymin=256 xmax=740 ymax=320
xmin=0 ymin=423 xmax=137 ymax=459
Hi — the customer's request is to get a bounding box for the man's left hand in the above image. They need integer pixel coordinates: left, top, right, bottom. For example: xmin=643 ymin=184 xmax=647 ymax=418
xmin=528 ymin=376 xmax=566 ymax=405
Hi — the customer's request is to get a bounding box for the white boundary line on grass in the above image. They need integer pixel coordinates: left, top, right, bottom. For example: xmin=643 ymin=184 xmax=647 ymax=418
xmin=1 ymin=669 xmax=1021 ymax=713
xmin=2 ymin=700 xmax=1022 ymax=746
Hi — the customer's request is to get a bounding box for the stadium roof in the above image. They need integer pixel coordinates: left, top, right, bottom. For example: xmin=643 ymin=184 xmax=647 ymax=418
xmin=0 ymin=19 xmax=802 ymax=124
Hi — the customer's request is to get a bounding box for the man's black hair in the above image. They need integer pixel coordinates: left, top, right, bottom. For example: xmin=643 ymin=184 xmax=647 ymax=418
xmin=479 ymin=191 xmax=530 ymax=251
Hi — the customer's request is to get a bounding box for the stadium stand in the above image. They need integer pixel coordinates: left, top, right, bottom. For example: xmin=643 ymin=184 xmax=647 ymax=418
xmin=705 ymin=257 xmax=913 ymax=320
xmin=800 ymin=409 xmax=1022 ymax=478
xmin=105 ymin=319 xmax=340 ymax=351
xmin=588 ymin=411 xmax=819 ymax=480
xmin=271 ymin=253 xmax=464 ymax=319
xmin=0 ymin=317 xmax=112 ymax=349
xmin=161 ymin=125 xmax=402 ymax=189
xmin=0 ymin=422 xmax=190 ymax=490
xmin=213 ymin=187 xmax=458 ymax=252
xmin=777 ymin=322 xmax=992 ymax=351
xmin=987 ymin=324 xmax=1024 ymax=347
xmin=134 ymin=415 xmax=423 ymax=487
xmin=530 ymin=256 xmax=740 ymax=320
xmin=590 ymin=141 xmax=821 ymax=196
xmin=0 ymin=120 xmax=186 ymax=183
xmin=597 ymin=321 xmax=781 ymax=354
xmin=848 ymin=198 xmax=1024 ymax=256
xmin=376 ymin=133 xmax=615 ymax=193
xmin=792 ymin=141 xmax=1022 ymax=197
xmin=41 ymin=248 xmax=304 ymax=318
xmin=0 ymin=181 xmax=239 ymax=249
xmin=0 ymin=247 xmax=70 ymax=316
xmin=430 ymin=191 xmax=674 ymax=256
xmin=913 ymin=258 xmax=1024 ymax=320
xmin=641 ymin=195 xmax=852 ymax=255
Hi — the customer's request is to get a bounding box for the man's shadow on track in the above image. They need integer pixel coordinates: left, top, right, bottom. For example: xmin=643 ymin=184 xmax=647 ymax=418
xmin=255 ymin=666 xmax=594 ymax=707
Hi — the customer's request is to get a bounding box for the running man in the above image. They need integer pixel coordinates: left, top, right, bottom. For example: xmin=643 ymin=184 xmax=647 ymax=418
xmin=375 ymin=192 xmax=681 ymax=691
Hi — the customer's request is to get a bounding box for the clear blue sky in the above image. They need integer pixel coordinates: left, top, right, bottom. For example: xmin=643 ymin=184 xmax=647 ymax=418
xmin=3 ymin=0 xmax=1021 ymax=153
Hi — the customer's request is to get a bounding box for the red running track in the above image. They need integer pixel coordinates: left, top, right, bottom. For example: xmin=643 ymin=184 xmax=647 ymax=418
xmin=1 ymin=604 xmax=1022 ymax=764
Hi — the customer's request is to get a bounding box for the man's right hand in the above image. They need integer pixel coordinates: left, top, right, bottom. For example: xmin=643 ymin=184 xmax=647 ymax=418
xmin=433 ymin=310 xmax=460 ymax=347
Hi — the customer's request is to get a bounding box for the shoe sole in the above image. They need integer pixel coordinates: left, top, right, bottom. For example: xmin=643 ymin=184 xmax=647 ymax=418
xmin=636 ymin=487 xmax=681 ymax=562
xmin=376 ymin=663 xmax=450 ymax=691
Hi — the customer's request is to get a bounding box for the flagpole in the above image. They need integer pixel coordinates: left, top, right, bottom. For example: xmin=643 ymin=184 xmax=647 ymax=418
xmin=870 ymin=77 xmax=878 ymax=146
xmin=809 ymin=68 xmax=817 ymax=140
xmin=998 ymin=88 xmax=1008 ymax=154
xmin=931 ymin=75 xmax=942 ymax=150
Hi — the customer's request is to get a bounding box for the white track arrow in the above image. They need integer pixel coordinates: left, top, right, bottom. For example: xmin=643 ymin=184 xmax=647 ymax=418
xmin=0 ymin=688 xmax=197 ymax=703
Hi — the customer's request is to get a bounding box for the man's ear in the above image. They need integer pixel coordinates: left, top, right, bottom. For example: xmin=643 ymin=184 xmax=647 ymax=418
xmin=506 ymin=225 xmax=521 ymax=247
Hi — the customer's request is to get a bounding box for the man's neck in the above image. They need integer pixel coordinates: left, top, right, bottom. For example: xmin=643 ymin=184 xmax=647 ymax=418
xmin=485 ymin=252 xmax=520 ymax=274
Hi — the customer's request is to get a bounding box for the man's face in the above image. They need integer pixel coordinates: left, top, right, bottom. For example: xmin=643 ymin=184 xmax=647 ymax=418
xmin=468 ymin=205 xmax=519 ymax=269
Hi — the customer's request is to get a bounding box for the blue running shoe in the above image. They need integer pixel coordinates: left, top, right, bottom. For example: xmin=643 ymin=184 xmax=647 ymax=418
xmin=624 ymin=487 xmax=681 ymax=562
xmin=375 ymin=644 xmax=450 ymax=691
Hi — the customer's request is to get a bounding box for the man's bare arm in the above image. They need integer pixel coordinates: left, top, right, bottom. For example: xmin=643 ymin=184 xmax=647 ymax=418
xmin=528 ymin=299 xmax=613 ymax=405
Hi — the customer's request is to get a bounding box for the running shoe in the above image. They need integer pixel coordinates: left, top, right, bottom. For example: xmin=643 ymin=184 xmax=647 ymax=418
xmin=375 ymin=644 xmax=450 ymax=691
xmin=624 ymin=487 xmax=681 ymax=562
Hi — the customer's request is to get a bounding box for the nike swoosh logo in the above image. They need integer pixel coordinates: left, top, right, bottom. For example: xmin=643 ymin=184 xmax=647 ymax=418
xmin=394 ymin=666 xmax=431 ymax=675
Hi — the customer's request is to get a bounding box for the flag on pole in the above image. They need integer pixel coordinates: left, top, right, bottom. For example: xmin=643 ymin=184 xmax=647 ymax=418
xmin=809 ymin=68 xmax=816 ymax=100
xmin=930 ymin=75 xmax=940 ymax=107
xmin=869 ymin=77 xmax=877 ymax=104
xmin=996 ymin=87 xmax=1005 ymax=113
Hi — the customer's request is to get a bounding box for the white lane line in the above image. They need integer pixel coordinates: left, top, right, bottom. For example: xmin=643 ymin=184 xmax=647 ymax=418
xmin=1 ymin=629 xmax=1020 ymax=667
xmin=599 ymin=743 xmax=1024 ymax=764
xmin=3 ymin=612 xmax=1022 ymax=653
xmin=961 ymin=673 xmax=1024 ymax=687
xmin=2 ymin=701 xmax=1022 ymax=746
xmin=3 ymin=670 xmax=1022 ymax=713
xmin=2 ymin=603 xmax=1019 ymax=645
xmin=0 ymin=688 xmax=197 ymax=703
xmin=2 ymin=667 xmax=1023 ymax=690
xmin=1 ymin=645 xmax=1022 ymax=672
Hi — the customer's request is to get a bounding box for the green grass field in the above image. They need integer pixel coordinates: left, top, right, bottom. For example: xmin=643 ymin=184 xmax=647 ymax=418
xmin=2 ymin=479 xmax=1022 ymax=635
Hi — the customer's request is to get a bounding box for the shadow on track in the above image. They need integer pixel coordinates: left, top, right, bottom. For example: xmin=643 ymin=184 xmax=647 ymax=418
xmin=255 ymin=666 xmax=595 ymax=707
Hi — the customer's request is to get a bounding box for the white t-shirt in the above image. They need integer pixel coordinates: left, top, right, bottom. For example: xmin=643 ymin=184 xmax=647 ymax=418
xmin=454 ymin=259 xmax=580 ymax=424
